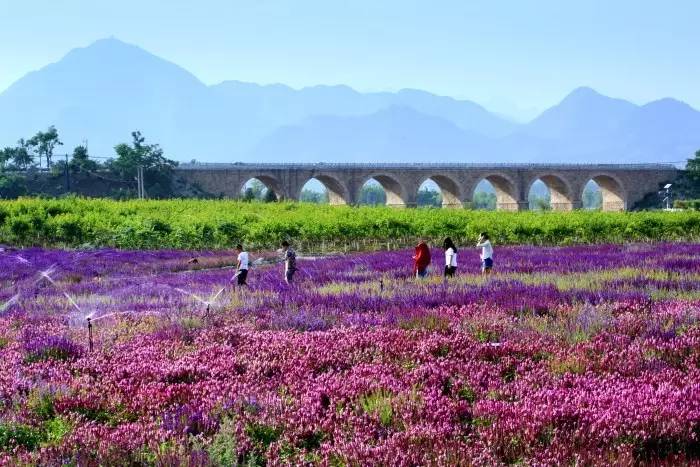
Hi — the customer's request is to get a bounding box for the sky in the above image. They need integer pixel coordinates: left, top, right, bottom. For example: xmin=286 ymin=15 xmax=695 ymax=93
xmin=1 ymin=0 xmax=699 ymax=120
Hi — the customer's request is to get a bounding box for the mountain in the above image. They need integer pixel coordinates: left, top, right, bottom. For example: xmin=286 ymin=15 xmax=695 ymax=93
xmin=0 ymin=38 xmax=209 ymax=157
xmin=1 ymin=38 xmax=699 ymax=164
xmin=523 ymin=87 xmax=638 ymax=140
xmin=252 ymin=106 xmax=491 ymax=163
xmin=514 ymin=88 xmax=700 ymax=163
xmin=210 ymin=82 xmax=516 ymax=138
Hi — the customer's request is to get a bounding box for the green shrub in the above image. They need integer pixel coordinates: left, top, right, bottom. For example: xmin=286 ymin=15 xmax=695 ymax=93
xmin=358 ymin=389 xmax=395 ymax=428
xmin=0 ymin=422 xmax=44 ymax=452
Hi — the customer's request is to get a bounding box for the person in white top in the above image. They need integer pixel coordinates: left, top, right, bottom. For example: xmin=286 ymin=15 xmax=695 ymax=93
xmin=476 ymin=232 xmax=493 ymax=274
xmin=233 ymin=244 xmax=249 ymax=286
xmin=442 ymin=237 xmax=458 ymax=278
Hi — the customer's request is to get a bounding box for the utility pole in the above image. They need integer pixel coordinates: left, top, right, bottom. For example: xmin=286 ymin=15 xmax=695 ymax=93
xmin=64 ymin=153 xmax=70 ymax=192
xmin=136 ymin=166 xmax=145 ymax=199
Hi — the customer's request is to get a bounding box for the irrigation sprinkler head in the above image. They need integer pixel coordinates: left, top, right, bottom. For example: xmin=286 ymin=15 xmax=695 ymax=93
xmin=86 ymin=317 xmax=94 ymax=352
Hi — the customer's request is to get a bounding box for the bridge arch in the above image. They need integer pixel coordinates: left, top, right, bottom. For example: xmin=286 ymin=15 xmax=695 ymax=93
xmin=529 ymin=173 xmax=574 ymax=211
xmin=239 ymin=175 xmax=286 ymax=200
xmin=417 ymin=174 xmax=462 ymax=208
xmin=475 ymin=173 xmax=519 ymax=211
xmin=358 ymin=174 xmax=408 ymax=207
xmin=586 ymin=174 xmax=626 ymax=211
xmin=299 ymin=174 xmax=350 ymax=205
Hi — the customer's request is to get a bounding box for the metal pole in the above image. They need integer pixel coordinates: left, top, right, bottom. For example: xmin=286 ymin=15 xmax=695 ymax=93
xmin=64 ymin=153 xmax=70 ymax=192
xmin=87 ymin=318 xmax=93 ymax=352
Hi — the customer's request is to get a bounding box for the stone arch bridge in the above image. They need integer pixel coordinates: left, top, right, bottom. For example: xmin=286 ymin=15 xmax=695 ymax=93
xmin=176 ymin=163 xmax=678 ymax=211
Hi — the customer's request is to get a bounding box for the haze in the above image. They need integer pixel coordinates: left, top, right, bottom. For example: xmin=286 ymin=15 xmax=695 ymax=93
xmin=2 ymin=0 xmax=700 ymax=121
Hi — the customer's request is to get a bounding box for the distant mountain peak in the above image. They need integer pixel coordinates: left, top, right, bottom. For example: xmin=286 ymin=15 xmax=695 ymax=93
xmin=642 ymin=97 xmax=696 ymax=112
xmin=558 ymin=86 xmax=633 ymax=108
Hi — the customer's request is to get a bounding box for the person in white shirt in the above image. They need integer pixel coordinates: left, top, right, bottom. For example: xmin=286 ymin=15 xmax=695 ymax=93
xmin=233 ymin=244 xmax=249 ymax=286
xmin=443 ymin=237 xmax=458 ymax=278
xmin=476 ymin=232 xmax=493 ymax=274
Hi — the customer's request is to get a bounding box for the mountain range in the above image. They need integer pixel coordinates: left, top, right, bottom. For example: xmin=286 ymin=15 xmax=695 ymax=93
xmin=1 ymin=38 xmax=698 ymax=164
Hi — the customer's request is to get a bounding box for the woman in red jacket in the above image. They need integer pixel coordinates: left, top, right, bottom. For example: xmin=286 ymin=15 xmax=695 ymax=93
xmin=413 ymin=240 xmax=431 ymax=278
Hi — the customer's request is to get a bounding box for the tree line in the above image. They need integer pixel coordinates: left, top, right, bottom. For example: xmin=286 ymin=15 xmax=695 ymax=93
xmin=0 ymin=128 xmax=178 ymax=199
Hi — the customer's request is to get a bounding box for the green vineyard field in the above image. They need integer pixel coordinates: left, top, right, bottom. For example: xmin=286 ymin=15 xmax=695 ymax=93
xmin=2 ymin=197 xmax=700 ymax=250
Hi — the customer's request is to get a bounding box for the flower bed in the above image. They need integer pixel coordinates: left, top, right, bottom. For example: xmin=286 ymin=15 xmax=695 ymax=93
xmin=1 ymin=244 xmax=700 ymax=464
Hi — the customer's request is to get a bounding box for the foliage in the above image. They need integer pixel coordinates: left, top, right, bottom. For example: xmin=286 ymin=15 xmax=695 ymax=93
xmin=0 ymin=148 xmax=11 ymax=171
xmin=108 ymin=131 xmax=178 ymax=198
xmin=417 ymin=188 xmax=441 ymax=207
xmin=359 ymin=184 xmax=386 ymax=205
xmin=687 ymin=149 xmax=700 ymax=183
xmin=0 ymin=174 xmax=28 ymax=199
xmin=27 ymin=126 xmax=62 ymax=169
xmin=208 ymin=417 xmax=239 ymax=466
xmin=300 ymin=189 xmax=328 ymax=204
xmin=0 ymin=423 xmax=44 ymax=452
xmin=583 ymin=184 xmax=603 ymax=210
xmin=69 ymin=145 xmax=100 ymax=173
xmin=675 ymin=200 xmax=700 ymax=210
xmin=10 ymin=140 xmax=34 ymax=170
xmin=359 ymin=389 xmax=395 ymax=427
xmin=472 ymin=191 xmax=496 ymax=210
xmin=530 ymin=192 xmax=552 ymax=211
xmin=1 ymin=198 xmax=700 ymax=249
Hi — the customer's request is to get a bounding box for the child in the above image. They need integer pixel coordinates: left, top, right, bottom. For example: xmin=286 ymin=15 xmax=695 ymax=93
xmin=281 ymin=240 xmax=297 ymax=283
xmin=476 ymin=233 xmax=493 ymax=274
xmin=443 ymin=237 xmax=458 ymax=277
xmin=413 ymin=240 xmax=431 ymax=278
xmin=233 ymin=244 xmax=249 ymax=286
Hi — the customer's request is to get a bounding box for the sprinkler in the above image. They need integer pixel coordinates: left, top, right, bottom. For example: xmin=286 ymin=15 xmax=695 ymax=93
xmin=87 ymin=317 xmax=94 ymax=352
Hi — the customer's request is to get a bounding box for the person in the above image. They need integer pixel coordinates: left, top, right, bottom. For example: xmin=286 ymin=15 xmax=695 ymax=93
xmin=413 ymin=240 xmax=431 ymax=278
xmin=443 ymin=237 xmax=458 ymax=278
xmin=233 ymin=244 xmax=249 ymax=286
xmin=476 ymin=232 xmax=493 ymax=274
xmin=281 ymin=240 xmax=297 ymax=283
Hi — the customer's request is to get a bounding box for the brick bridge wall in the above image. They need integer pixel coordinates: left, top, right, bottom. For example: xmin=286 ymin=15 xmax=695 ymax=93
xmin=175 ymin=163 xmax=679 ymax=211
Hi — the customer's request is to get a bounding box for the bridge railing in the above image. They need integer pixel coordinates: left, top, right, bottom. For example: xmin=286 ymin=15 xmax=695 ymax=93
xmin=177 ymin=162 xmax=677 ymax=171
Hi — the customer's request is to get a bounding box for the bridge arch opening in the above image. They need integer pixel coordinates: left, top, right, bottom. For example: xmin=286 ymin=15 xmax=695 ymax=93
xmin=358 ymin=175 xmax=407 ymax=207
xmin=240 ymin=176 xmax=284 ymax=202
xmin=585 ymin=175 xmax=625 ymax=211
xmin=529 ymin=175 xmax=573 ymax=211
xmin=299 ymin=175 xmax=349 ymax=205
xmin=472 ymin=180 xmax=497 ymax=210
xmin=417 ymin=175 xmax=462 ymax=208
xmin=582 ymin=180 xmax=603 ymax=210
xmin=475 ymin=175 xmax=518 ymax=211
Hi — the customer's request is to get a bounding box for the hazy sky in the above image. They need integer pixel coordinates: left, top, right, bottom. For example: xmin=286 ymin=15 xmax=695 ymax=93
xmin=1 ymin=0 xmax=699 ymax=119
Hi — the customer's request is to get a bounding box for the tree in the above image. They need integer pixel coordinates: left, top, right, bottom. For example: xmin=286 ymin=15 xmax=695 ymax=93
xmin=688 ymin=150 xmax=700 ymax=183
xmin=359 ymin=185 xmax=386 ymax=205
xmin=300 ymin=189 xmax=329 ymax=203
xmin=109 ymin=131 xmax=178 ymax=198
xmin=0 ymin=174 xmax=27 ymax=198
xmin=11 ymin=140 xmax=33 ymax=170
xmin=28 ymin=126 xmax=62 ymax=169
xmin=582 ymin=185 xmax=603 ymax=210
xmin=263 ymin=188 xmax=278 ymax=203
xmin=0 ymin=148 xmax=11 ymax=171
xmin=241 ymin=179 xmax=267 ymax=201
xmin=473 ymin=192 xmax=497 ymax=210
xmin=69 ymin=145 xmax=99 ymax=173
xmin=417 ymin=188 xmax=442 ymax=207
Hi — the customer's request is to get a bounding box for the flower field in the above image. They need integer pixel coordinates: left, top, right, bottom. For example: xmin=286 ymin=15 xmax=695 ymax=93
xmin=1 ymin=244 xmax=700 ymax=465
